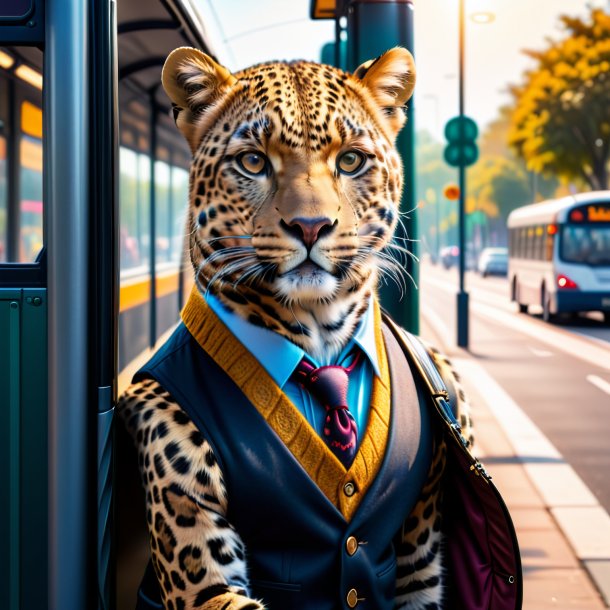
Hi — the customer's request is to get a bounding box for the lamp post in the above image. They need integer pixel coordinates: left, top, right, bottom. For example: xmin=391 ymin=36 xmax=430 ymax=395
xmin=456 ymin=0 xmax=469 ymax=348
xmin=454 ymin=3 xmax=495 ymax=347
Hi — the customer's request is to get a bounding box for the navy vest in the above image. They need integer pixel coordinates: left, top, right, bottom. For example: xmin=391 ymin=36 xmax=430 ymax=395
xmin=135 ymin=322 xmax=432 ymax=610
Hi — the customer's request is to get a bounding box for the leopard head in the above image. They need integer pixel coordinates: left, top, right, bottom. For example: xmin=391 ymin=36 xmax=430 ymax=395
xmin=162 ymin=47 xmax=415 ymax=359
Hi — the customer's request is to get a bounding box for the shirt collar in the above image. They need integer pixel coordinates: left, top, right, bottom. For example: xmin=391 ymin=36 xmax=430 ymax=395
xmin=205 ymin=293 xmax=381 ymax=388
xmin=350 ymin=298 xmax=381 ymax=378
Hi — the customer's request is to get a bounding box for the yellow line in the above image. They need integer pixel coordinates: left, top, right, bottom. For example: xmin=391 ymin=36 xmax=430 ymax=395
xmin=119 ymin=276 xmax=150 ymax=312
xmin=156 ymin=269 xmax=179 ymax=299
xmin=119 ymin=270 xmax=181 ymax=312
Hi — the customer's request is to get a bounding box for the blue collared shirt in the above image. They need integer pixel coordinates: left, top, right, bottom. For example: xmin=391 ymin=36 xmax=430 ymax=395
xmin=206 ymin=293 xmax=379 ymax=445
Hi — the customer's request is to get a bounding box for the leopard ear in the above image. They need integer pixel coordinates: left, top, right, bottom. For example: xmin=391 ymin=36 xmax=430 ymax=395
xmin=354 ymin=47 xmax=416 ymax=136
xmin=162 ymin=47 xmax=237 ymax=151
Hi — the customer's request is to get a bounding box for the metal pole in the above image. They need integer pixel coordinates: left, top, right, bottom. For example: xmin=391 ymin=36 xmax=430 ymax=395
xmin=47 ymin=0 xmax=91 ymax=606
xmin=90 ymin=0 xmax=119 ymax=608
xmin=346 ymin=0 xmax=418 ymax=333
xmin=334 ymin=6 xmax=342 ymax=68
xmin=434 ymin=190 xmax=441 ymax=262
xmin=456 ymin=0 xmax=469 ymax=348
xmin=149 ymin=100 xmax=157 ymax=347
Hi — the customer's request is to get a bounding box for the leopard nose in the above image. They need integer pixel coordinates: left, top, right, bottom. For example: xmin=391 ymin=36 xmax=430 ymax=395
xmin=281 ymin=216 xmax=336 ymax=248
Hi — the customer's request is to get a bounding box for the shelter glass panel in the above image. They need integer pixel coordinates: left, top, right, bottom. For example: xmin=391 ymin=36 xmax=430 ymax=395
xmin=120 ymin=146 xmax=151 ymax=272
xmin=0 ymin=47 xmax=44 ymax=262
xmin=154 ymin=158 xmax=171 ymax=264
xmin=171 ymin=166 xmax=188 ymax=264
xmin=19 ymin=130 xmax=43 ymax=261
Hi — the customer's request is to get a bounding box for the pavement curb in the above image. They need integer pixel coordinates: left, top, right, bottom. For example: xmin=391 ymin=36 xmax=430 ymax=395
xmin=421 ymin=308 xmax=610 ymax=608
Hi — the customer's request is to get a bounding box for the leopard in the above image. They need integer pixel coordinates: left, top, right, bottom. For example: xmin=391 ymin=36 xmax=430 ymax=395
xmin=118 ymin=46 xmax=474 ymax=610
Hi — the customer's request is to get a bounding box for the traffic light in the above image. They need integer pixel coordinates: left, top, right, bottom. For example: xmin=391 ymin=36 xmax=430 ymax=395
xmin=444 ymin=116 xmax=479 ymax=168
xmin=443 ymin=183 xmax=460 ymax=200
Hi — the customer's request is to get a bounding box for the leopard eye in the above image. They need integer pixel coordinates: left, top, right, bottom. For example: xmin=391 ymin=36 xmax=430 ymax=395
xmin=337 ymin=150 xmax=366 ymax=176
xmin=236 ymin=151 xmax=269 ymax=177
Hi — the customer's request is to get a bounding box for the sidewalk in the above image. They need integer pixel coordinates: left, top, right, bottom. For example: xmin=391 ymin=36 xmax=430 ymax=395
xmin=420 ymin=316 xmax=609 ymax=609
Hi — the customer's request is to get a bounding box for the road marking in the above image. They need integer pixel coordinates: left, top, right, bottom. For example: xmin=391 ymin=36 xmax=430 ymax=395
xmin=453 ymin=357 xmax=599 ymax=506
xmin=528 ymin=346 xmax=553 ymax=358
xmin=421 ymin=273 xmax=610 ymax=372
xmin=587 ymin=375 xmax=610 ymax=396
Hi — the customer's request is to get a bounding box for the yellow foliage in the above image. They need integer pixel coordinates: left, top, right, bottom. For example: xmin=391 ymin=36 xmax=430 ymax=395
xmin=508 ymin=7 xmax=610 ymax=189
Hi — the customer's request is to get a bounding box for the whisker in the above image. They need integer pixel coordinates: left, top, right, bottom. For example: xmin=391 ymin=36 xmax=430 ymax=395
xmin=207 ymin=235 xmax=253 ymax=244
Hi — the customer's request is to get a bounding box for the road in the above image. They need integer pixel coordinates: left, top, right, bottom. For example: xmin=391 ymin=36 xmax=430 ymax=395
xmin=418 ymin=261 xmax=610 ymax=513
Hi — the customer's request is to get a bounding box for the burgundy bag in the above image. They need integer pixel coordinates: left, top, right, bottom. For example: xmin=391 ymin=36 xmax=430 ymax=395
xmin=383 ymin=314 xmax=523 ymax=610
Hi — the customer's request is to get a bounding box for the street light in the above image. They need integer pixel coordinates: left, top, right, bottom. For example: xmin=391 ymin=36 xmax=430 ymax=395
xmin=470 ymin=12 xmax=495 ymax=24
xmin=454 ymin=1 xmax=494 ymax=348
xmin=456 ymin=0 xmax=469 ymax=348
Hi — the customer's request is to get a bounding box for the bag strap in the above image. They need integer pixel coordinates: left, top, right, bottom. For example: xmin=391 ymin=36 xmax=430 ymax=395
xmin=381 ymin=311 xmax=465 ymax=436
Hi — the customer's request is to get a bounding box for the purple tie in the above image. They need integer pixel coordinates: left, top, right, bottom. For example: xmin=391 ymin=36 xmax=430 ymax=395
xmin=292 ymin=352 xmax=361 ymax=468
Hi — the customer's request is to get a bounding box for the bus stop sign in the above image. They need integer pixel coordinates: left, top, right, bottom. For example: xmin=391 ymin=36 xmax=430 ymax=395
xmin=444 ymin=116 xmax=479 ymax=168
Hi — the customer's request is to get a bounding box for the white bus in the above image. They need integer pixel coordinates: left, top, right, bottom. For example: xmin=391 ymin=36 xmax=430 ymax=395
xmin=507 ymin=191 xmax=610 ymax=323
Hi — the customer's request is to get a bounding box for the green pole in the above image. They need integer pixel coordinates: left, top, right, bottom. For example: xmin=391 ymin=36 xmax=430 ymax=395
xmin=345 ymin=0 xmax=418 ymax=333
xmin=456 ymin=0 xmax=469 ymax=348
xmin=321 ymin=42 xmax=336 ymax=66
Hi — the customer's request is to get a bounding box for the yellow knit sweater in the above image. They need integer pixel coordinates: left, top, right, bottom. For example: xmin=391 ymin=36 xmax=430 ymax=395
xmin=181 ymin=288 xmax=391 ymax=521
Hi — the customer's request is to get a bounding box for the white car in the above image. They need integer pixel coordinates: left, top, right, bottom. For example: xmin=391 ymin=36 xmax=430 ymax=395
xmin=478 ymin=247 xmax=508 ymax=277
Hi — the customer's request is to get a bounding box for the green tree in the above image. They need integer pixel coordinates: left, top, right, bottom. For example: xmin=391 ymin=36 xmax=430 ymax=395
xmin=509 ymin=8 xmax=610 ymax=190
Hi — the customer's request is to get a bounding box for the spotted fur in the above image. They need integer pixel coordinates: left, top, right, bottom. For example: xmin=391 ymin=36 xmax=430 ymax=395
xmin=118 ymin=379 xmax=264 ymax=610
xmin=161 ymin=46 xmax=415 ymax=362
xmin=395 ymin=436 xmax=447 ymax=610
xmin=118 ymin=351 xmax=470 ymax=609
xmin=117 ymin=47 xmax=474 ymax=609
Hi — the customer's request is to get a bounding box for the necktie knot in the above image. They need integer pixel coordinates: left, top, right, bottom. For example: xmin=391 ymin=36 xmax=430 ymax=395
xmin=299 ymin=365 xmax=349 ymax=409
xmin=293 ymin=351 xmax=361 ymax=468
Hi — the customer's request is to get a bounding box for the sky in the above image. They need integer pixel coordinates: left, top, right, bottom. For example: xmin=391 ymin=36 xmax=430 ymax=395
xmin=195 ymin=0 xmax=610 ymax=141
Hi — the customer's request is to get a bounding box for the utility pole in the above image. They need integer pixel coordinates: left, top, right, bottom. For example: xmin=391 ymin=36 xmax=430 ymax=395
xmin=345 ymin=0 xmax=418 ymax=333
xmin=456 ymin=0 xmax=469 ymax=348
xmin=311 ymin=0 xmax=418 ymax=332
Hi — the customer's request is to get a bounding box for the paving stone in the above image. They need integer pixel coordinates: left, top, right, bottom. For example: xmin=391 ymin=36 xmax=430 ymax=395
xmin=523 ymin=568 xmax=606 ymax=609
xmin=519 ymin=528 xmax=580 ymax=570
xmin=419 ymin=320 xmax=610 ymax=608
xmin=510 ymin=507 xmax=556 ymax=531
xmin=552 ymin=507 xmax=610 ymax=560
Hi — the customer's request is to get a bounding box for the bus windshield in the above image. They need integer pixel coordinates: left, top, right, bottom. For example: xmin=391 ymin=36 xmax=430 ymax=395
xmin=561 ymin=224 xmax=610 ymax=266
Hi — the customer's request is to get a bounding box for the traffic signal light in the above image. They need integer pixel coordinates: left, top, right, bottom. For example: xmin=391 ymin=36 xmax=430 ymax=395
xmin=443 ymin=183 xmax=460 ymax=200
xmin=444 ymin=116 xmax=479 ymax=167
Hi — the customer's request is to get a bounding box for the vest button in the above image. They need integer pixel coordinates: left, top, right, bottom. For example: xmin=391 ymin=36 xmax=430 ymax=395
xmin=346 ymin=588 xmax=359 ymax=608
xmin=343 ymin=481 xmax=356 ymax=497
xmin=346 ymin=536 xmax=358 ymax=556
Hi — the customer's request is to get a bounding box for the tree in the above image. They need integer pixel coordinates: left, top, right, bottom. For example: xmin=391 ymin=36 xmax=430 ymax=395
xmin=469 ymin=157 xmax=529 ymax=220
xmin=508 ymin=8 xmax=610 ymax=190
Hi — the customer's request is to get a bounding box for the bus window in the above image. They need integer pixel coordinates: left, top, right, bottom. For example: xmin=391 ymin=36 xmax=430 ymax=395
xmin=544 ymin=232 xmax=554 ymax=261
xmin=119 ymin=146 xmax=151 ymax=272
xmin=561 ymin=225 xmax=610 ymax=266
xmin=518 ymin=228 xmax=526 ymax=258
xmin=534 ymin=226 xmax=544 ymax=261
